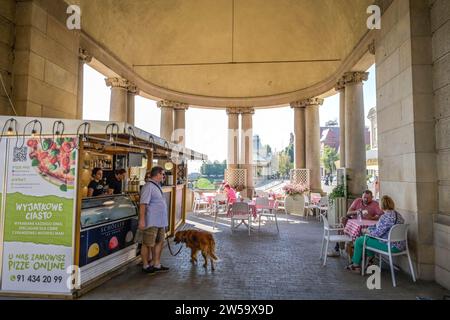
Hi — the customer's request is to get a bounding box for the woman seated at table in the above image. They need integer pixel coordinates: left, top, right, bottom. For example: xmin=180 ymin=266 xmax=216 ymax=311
xmin=346 ymin=195 xmax=405 ymax=273
xmin=223 ymin=183 xmax=237 ymax=205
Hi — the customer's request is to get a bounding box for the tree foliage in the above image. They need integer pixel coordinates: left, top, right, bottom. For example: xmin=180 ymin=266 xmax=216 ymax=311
xmin=278 ymin=151 xmax=293 ymax=177
xmin=200 ymin=160 xmax=227 ymax=176
xmin=195 ymin=178 xmax=216 ymax=190
xmin=321 ymin=145 xmax=339 ymax=174
xmin=325 ymin=119 xmax=338 ymax=126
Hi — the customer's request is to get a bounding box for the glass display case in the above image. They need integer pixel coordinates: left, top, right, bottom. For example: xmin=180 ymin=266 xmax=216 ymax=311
xmin=79 ymin=194 xmax=138 ymax=267
xmin=80 ymin=194 xmax=138 ymax=228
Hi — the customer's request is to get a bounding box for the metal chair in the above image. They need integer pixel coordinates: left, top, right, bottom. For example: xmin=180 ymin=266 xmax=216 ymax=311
xmin=304 ymin=194 xmax=317 ymax=218
xmin=192 ymin=192 xmax=210 ymax=215
xmin=361 ymin=224 xmax=416 ymax=287
xmin=320 ymin=214 xmax=352 ymax=266
xmin=229 ymin=202 xmax=252 ymax=235
xmin=317 ymin=196 xmax=329 ymax=221
xmin=212 ymin=193 xmax=228 ymax=229
xmin=256 ymin=197 xmax=279 ymax=233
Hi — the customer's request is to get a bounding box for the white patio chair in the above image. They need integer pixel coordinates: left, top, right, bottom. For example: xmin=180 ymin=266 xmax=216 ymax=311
xmin=256 ymin=197 xmax=279 ymax=233
xmin=304 ymin=194 xmax=317 ymax=218
xmin=229 ymin=202 xmax=252 ymax=235
xmin=317 ymin=196 xmax=329 ymax=222
xmin=320 ymin=214 xmax=352 ymax=266
xmin=192 ymin=192 xmax=210 ymax=215
xmin=361 ymin=224 xmax=416 ymax=287
xmin=212 ymin=193 xmax=229 ymax=229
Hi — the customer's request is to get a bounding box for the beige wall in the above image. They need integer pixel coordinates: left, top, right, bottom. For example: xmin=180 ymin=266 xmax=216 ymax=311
xmin=0 ymin=0 xmax=16 ymax=115
xmin=430 ymin=0 xmax=450 ymax=289
xmin=376 ymin=0 xmax=437 ymax=281
xmin=13 ymin=0 xmax=80 ymax=119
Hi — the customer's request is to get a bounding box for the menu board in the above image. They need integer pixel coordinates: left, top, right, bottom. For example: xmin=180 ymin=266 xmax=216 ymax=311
xmin=1 ymin=136 xmax=78 ymax=294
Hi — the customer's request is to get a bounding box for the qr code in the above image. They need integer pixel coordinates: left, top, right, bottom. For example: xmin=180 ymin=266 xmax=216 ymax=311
xmin=13 ymin=147 xmax=27 ymax=162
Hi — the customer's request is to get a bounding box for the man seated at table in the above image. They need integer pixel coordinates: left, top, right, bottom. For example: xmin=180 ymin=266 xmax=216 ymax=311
xmin=328 ymin=190 xmax=383 ymax=257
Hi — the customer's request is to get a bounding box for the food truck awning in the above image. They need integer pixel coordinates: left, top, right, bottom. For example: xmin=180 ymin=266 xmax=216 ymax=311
xmin=0 ymin=116 xmax=208 ymax=161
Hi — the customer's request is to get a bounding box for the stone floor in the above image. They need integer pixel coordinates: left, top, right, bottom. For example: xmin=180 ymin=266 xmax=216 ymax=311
xmin=82 ymin=212 xmax=449 ymax=300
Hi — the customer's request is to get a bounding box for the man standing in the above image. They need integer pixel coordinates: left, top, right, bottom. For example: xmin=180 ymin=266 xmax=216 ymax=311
xmin=328 ymin=190 xmax=383 ymax=257
xmin=108 ymin=168 xmax=127 ymax=195
xmin=139 ymin=166 xmax=170 ymax=274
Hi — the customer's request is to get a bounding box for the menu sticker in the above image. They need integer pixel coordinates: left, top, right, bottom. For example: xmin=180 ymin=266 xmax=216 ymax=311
xmin=1 ymin=136 xmax=78 ymax=293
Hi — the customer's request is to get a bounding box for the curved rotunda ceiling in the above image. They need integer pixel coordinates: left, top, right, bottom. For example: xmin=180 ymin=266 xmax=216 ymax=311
xmin=77 ymin=0 xmax=373 ymax=104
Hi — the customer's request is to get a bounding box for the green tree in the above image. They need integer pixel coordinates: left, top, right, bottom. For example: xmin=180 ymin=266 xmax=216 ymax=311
xmin=195 ymin=178 xmax=216 ymax=190
xmin=325 ymin=119 xmax=338 ymax=126
xmin=321 ymin=145 xmax=339 ymax=174
xmin=200 ymin=161 xmax=227 ymax=176
xmin=278 ymin=151 xmax=293 ymax=177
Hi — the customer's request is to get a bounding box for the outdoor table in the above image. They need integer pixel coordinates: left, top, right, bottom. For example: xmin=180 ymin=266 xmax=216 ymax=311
xmin=344 ymin=219 xmax=378 ymax=240
xmin=247 ymin=200 xmax=276 ymax=219
xmin=202 ymin=192 xmax=217 ymax=204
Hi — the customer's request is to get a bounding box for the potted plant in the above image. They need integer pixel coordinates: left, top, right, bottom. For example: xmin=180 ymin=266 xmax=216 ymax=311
xmin=282 ymin=183 xmax=309 ymax=216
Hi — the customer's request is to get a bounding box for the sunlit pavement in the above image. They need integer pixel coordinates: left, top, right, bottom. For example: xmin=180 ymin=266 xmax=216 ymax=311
xmin=81 ymin=212 xmax=448 ymax=300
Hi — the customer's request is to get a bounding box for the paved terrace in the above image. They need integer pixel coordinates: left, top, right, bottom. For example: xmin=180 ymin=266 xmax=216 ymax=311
xmin=83 ymin=212 xmax=448 ymax=300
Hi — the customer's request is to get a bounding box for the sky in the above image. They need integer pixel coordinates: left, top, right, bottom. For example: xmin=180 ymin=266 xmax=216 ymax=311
xmin=83 ymin=64 xmax=377 ymax=170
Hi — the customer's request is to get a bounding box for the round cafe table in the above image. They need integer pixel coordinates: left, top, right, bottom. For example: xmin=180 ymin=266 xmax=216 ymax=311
xmin=344 ymin=219 xmax=378 ymax=240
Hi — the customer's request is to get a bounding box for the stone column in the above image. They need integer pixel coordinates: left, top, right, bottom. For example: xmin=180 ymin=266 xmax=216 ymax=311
xmin=240 ymin=107 xmax=255 ymax=197
xmin=226 ymin=108 xmax=240 ymax=169
xmin=336 ymin=78 xmax=346 ymax=168
xmin=77 ymin=49 xmax=92 ymax=120
xmin=127 ymin=84 xmax=138 ymax=125
xmin=290 ymin=101 xmax=306 ymax=169
xmin=105 ymin=77 xmax=129 ymax=122
xmin=157 ymin=100 xmax=176 ymax=142
xmin=174 ymin=103 xmax=189 ymax=146
xmin=303 ymin=98 xmax=324 ymax=194
xmin=343 ymin=71 xmax=369 ymax=198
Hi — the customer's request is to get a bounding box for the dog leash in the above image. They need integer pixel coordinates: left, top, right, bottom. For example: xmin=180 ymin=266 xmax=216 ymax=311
xmin=166 ymin=236 xmax=183 ymax=256
xmin=165 ymin=227 xmax=183 ymax=256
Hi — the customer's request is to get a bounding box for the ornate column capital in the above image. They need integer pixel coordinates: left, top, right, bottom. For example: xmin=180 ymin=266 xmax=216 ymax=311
xmin=335 ymin=78 xmax=346 ymax=91
xmin=157 ymin=100 xmax=189 ymax=110
xmin=342 ymin=72 xmax=369 ymax=85
xmin=226 ymin=107 xmax=255 ymax=115
xmin=226 ymin=107 xmax=240 ymax=115
xmin=127 ymin=83 xmax=139 ymax=95
xmin=105 ymin=77 xmax=130 ymax=89
xmin=79 ymin=48 xmax=92 ymax=63
xmin=290 ymin=98 xmax=324 ymax=108
xmin=239 ymin=107 xmax=255 ymax=115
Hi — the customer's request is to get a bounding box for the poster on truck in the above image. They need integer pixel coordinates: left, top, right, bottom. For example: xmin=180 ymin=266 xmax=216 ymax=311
xmin=1 ymin=136 xmax=78 ymax=294
xmin=0 ymin=137 xmax=7 ymax=282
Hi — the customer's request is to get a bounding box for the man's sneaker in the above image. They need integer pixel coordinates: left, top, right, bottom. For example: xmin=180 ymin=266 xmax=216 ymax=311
xmin=327 ymin=251 xmax=340 ymax=258
xmin=142 ymin=266 xmax=156 ymax=275
xmin=153 ymin=265 xmax=170 ymax=273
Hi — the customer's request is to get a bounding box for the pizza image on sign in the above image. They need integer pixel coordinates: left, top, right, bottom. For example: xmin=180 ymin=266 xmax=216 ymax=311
xmin=27 ymin=137 xmax=78 ymax=192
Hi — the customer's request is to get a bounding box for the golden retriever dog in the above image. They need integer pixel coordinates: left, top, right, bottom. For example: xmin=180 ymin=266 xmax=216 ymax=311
xmin=174 ymin=229 xmax=218 ymax=270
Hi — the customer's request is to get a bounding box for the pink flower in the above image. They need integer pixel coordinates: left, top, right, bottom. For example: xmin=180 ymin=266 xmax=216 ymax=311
xmin=282 ymin=183 xmax=309 ymax=196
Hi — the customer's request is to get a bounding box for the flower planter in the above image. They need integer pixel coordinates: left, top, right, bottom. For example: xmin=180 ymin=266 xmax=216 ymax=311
xmin=284 ymin=194 xmax=305 ymax=216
